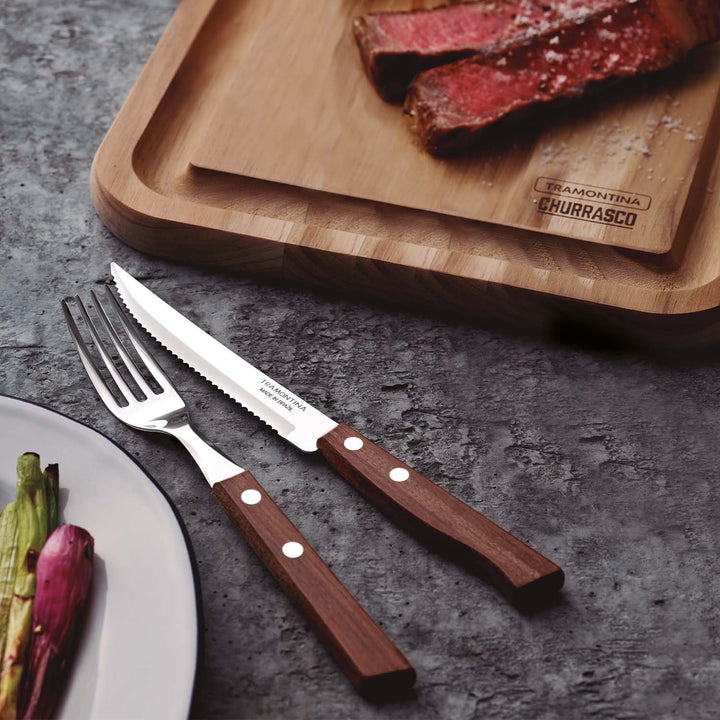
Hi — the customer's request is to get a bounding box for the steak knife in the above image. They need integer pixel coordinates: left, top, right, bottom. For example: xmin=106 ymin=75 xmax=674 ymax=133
xmin=111 ymin=263 xmax=564 ymax=608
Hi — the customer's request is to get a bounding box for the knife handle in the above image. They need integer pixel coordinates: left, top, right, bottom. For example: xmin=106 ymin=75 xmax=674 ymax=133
xmin=317 ymin=424 xmax=564 ymax=610
xmin=212 ymin=471 xmax=415 ymax=698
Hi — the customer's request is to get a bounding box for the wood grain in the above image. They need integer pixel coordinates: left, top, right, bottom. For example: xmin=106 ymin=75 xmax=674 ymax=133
xmin=190 ymin=0 xmax=720 ymax=254
xmin=212 ymin=471 xmax=415 ymax=698
xmin=317 ymin=424 xmax=564 ymax=610
xmin=89 ymin=0 xmax=720 ymax=344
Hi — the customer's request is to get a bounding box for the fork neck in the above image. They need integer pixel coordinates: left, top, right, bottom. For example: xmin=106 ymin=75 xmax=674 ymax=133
xmin=167 ymin=424 xmax=244 ymax=486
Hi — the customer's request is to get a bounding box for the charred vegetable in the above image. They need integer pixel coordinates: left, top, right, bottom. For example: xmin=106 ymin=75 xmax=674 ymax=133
xmin=0 ymin=453 xmax=93 ymax=719
xmin=0 ymin=455 xmax=58 ymax=719
xmin=0 ymin=505 xmax=19 ymax=660
xmin=18 ymin=525 xmax=94 ymax=720
xmin=42 ymin=467 xmax=58 ymax=543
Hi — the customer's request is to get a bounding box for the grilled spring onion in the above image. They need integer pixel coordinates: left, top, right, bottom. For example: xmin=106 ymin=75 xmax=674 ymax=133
xmin=43 ymin=467 xmax=58 ymax=545
xmin=0 ymin=505 xmax=19 ymax=661
xmin=0 ymin=455 xmax=58 ymax=720
xmin=18 ymin=525 xmax=94 ymax=720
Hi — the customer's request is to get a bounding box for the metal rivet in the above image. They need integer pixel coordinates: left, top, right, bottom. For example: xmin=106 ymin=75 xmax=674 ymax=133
xmin=282 ymin=541 xmax=304 ymax=559
xmin=389 ymin=467 xmax=409 ymax=482
xmin=241 ymin=489 xmax=262 ymax=505
xmin=344 ymin=436 xmax=364 ymax=451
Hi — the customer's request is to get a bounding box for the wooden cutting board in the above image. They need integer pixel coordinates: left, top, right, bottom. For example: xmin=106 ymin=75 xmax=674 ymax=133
xmin=91 ymin=0 xmax=720 ymax=346
xmin=191 ymin=0 xmax=720 ymax=255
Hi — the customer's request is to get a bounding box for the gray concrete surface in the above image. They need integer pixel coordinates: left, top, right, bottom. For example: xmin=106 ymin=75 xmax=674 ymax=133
xmin=2 ymin=1 xmax=720 ymax=718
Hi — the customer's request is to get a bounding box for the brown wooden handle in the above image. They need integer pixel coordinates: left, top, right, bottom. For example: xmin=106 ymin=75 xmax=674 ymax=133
xmin=212 ymin=470 xmax=415 ymax=697
xmin=317 ymin=424 xmax=564 ymax=610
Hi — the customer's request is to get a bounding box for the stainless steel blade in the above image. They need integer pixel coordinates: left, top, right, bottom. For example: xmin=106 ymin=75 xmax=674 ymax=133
xmin=111 ymin=263 xmax=338 ymax=452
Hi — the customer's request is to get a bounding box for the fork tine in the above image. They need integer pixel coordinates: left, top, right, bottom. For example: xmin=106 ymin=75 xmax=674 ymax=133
xmin=72 ymin=295 xmax=138 ymax=405
xmin=91 ymin=289 xmax=155 ymax=398
xmin=61 ymin=298 xmax=123 ymax=410
xmin=102 ymin=285 xmax=174 ymax=393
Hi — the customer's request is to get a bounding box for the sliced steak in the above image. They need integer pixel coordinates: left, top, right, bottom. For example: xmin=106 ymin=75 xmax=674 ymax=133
xmin=404 ymin=0 xmax=720 ymax=155
xmin=353 ymin=0 xmax=601 ymax=101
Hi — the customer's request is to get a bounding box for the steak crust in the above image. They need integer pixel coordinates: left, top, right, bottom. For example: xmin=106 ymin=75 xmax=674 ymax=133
xmin=404 ymin=0 xmax=720 ymax=155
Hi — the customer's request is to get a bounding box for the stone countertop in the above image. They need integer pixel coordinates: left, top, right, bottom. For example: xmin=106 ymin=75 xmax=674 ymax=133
xmin=2 ymin=1 xmax=720 ymax=718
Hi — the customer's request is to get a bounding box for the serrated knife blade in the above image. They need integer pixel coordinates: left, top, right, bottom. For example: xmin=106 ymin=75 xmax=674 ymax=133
xmin=111 ymin=263 xmax=337 ymax=452
xmin=111 ymin=263 xmax=565 ymax=610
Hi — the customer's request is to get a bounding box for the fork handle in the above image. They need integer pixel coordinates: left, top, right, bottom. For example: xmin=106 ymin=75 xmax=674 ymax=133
xmin=317 ymin=424 xmax=564 ymax=610
xmin=212 ymin=471 xmax=415 ymax=698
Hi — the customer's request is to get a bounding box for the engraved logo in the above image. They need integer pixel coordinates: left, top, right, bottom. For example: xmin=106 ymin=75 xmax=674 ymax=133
xmin=533 ymin=177 xmax=652 ymax=230
xmin=258 ymin=379 xmax=307 ymax=413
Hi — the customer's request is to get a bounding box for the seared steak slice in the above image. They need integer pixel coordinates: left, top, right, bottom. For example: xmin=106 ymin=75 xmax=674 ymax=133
xmin=353 ymin=0 xmax=600 ymax=101
xmin=405 ymin=0 xmax=720 ymax=155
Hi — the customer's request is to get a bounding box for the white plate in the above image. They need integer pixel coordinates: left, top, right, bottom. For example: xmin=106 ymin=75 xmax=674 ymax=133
xmin=0 ymin=395 xmax=198 ymax=720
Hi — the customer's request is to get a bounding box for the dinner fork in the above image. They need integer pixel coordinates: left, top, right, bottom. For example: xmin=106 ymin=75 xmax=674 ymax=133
xmin=61 ymin=286 xmax=415 ymax=698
